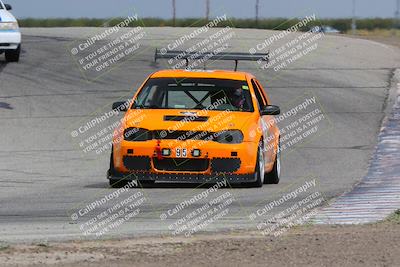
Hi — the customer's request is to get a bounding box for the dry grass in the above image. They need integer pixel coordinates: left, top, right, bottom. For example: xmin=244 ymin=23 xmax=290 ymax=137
xmin=345 ymin=29 xmax=400 ymax=48
xmin=347 ymin=29 xmax=400 ymax=37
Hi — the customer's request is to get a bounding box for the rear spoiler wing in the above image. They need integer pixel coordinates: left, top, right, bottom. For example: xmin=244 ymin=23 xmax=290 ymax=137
xmin=154 ymin=49 xmax=269 ymax=71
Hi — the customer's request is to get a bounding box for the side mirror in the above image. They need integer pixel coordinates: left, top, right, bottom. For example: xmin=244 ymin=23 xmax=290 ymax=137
xmin=261 ymin=105 xmax=280 ymax=115
xmin=4 ymin=4 xmax=12 ymax=10
xmin=112 ymin=101 xmax=128 ymax=112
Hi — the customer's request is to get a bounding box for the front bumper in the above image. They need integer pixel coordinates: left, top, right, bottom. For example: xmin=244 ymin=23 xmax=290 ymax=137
xmin=0 ymin=30 xmax=21 ymax=50
xmin=111 ymin=139 xmax=259 ymax=183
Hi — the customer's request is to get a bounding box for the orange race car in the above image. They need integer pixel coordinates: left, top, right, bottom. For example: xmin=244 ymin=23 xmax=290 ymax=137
xmin=108 ymin=51 xmax=281 ymax=187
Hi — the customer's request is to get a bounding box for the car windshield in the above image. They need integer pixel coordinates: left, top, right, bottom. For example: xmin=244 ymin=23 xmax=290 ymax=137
xmin=132 ymin=78 xmax=254 ymax=112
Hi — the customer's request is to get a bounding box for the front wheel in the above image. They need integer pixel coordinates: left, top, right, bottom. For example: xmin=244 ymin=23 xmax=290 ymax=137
xmin=248 ymin=144 xmax=265 ymax=188
xmin=108 ymin=150 xmax=128 ymax=188
xmin=264 ymin=141 xmax=281 ymax=184
xmin=5 ymin=45 xmax=20 ymax=62
xmin=109 ymin=178 xmax=129 ymax=188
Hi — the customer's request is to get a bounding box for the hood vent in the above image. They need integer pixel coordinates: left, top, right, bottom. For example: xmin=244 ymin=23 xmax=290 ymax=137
xmin=164 ymin=115 xmax=209 ymax=122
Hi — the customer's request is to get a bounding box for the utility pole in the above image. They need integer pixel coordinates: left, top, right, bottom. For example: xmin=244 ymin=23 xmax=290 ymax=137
xmin=206 ymin=0 xmax=210 ymax=21
xmin=255 ymin=0 xmax=260 ymax=27
xmin=396 ymin=0 xmax=400 ymax=29
xmin=351 ymin=0 xmax=357 ymax=34
xmin=172 ymin=0 xmax=176 ymax=27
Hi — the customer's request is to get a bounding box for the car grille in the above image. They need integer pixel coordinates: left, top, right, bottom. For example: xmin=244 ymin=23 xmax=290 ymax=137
xmin=153 ymin=158 xmax=209 ymax=172
xmin=153 ymin=130 xmax=214 ymax=141
xmin=123 ymin=156 xmax=151 ymax=171
xmin=211 ymin=158 xmax=241 ymax=173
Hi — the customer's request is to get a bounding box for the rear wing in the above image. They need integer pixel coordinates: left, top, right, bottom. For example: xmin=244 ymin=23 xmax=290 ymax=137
xmin=154 ymin=49 xmax=269 ymax=71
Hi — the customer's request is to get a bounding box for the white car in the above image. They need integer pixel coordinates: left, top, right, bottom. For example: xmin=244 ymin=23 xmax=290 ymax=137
xmin=311 ymin=25 xmax=341 ymax=34
xmin=0 ymin=0 xmax=21 ymax=62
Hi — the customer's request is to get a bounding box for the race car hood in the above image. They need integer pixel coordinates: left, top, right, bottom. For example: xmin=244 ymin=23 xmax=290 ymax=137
xmin=0 ymin=10 xmax=17 ymax=23
xmin=123 ymin=109 xmax=257 ymax=133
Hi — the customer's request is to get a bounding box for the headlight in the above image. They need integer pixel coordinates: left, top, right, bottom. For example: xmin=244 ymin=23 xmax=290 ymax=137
xmin=124 ymin=128 xmax=152 ymax=141
xmin=215 ymin=130 xmax=243 ymax=144
xmin=0 ymin=22 xmax=19 ymax=31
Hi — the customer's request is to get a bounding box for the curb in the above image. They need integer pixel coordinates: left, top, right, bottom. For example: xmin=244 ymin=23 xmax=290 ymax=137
xmin=313 ymin=69 xmax=400 ymax=224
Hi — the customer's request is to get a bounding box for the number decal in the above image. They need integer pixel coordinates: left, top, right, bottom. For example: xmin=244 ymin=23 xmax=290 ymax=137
xmin=176 ymin=148 xmax=187 ymax=158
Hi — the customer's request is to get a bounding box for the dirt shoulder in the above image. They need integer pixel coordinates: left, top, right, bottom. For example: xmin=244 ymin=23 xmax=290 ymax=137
xmin=1 ymin=218 xmax=400 ymax=267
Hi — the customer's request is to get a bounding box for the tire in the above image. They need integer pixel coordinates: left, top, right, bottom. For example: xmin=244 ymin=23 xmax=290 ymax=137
xmin=5 ymin=45 xmax=20 ymax=62
xmin=108 ymin=149 xmax=129 ymax=188
xmin=249 ymin=143 xmax=265 ymax=188
xmin=264 ymin=140 xmax=281 ymax=184
xmin=109 ymin=178 xmax=128 ymax=188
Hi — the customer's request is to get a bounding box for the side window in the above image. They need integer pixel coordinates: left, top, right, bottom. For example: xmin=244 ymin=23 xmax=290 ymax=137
xmin=255 ymin=80 xmax=269 ymax=105
xmin=251 ymin=79 xmax=266 ymax=111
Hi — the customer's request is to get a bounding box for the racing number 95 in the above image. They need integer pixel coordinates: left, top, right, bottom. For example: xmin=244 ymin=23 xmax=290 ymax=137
xmin=176 ymin=148 xmax=187 ymax=157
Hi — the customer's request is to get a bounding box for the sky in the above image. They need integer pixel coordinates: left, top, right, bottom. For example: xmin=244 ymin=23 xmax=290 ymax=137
xmin=3 ymin=0 xmax=398 ymax=19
